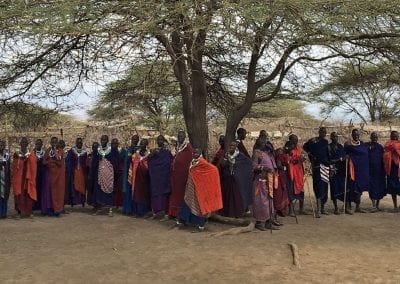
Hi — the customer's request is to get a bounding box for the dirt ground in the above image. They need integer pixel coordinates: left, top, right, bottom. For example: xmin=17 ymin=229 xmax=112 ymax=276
xmin=1 ymin=190 xmax=400 ymax=284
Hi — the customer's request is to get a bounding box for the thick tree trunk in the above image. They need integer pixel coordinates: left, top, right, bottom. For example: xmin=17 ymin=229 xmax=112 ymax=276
xmin=187 ymin=64 xmax=208 ymax=154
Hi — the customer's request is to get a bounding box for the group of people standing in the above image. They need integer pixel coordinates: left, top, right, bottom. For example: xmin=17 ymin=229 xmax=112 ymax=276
xmin=299 ymin=127 xmax=400 ymax=216
xmin=0 ymin=126 xmax=399 ymax=232
xmin=0 ymin=132 xmax=223 ymax=232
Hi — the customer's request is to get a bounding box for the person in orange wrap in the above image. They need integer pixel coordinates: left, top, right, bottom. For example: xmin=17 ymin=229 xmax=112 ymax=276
xmin=285 ymin=134 xmax=307 ymax=216
xmin=43 ymin=137 xmax=65 ymax=217
xmin=176 ymin=148 xmax=222 ymax=232
xmin=383 ymin=130 xmax=400 ymax=211
xmin=12 ymin=137 xmax=37 ymax=218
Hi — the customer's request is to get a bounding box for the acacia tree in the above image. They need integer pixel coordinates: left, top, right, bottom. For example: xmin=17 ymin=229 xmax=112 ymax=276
xmin=313 ymin=61 xmax=400 ymax=123
xmin=0 ymin=102 xmax=58 ymax=131
xmin=87 ymin=61 xmax=183 ymax=133
xmin=2 ymin=1 xmax=400 ymax=151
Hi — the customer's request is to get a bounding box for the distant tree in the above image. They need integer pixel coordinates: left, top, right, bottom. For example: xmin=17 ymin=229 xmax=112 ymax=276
xmin=247 ymin=99 xmax=313 ymax=119
xmin=313 ymin=61 xmax=400 ymax=123
xmin=87 ymin=62 xmax=184 ymax=134
xmin=0 ymin=102 xmax=58 ymax=131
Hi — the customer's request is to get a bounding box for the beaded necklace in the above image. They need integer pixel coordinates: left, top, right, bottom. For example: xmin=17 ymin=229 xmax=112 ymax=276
xmin=35 ymin=149 xmax=44 ymax=159
xmin=98 ymin=146 xmax=111 ymax=158
xmin=0 ymin=152 xmax=9 ymax=163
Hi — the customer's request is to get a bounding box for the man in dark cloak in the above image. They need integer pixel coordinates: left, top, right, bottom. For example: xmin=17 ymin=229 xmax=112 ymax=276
xmin=303 ymin=127 xmax=330 ymax=217
xmin=219 ymin=141 xmax=253 ymax=217
xmin=366 ymin=132 xmax=386 ymax=212
xmin=65 ymin=137 xmax=88 ymax=208
xmin=328 ymin=132 xmax=346 ymax=214
xmin=344 ymin=128 xmax=369 ymax=213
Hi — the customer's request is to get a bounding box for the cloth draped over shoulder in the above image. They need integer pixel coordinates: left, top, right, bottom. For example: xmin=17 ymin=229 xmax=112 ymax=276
xmin=128 ymin=152 xmax=141 ymax=194
xmin=186 ymin=157 xmax=222 ymax=215
xmin=66 ymin=149 xmax=87 ymax=195
xmin=237 ymin=141 xmax=250 ymax=158
xmin=148 ymin=148 xmax=173 ymax=196
xmin=383 ymin=140 xmax=400 ymax=176
xmin=303 ymin=138 xmax=329 ymax=166
xmin=252 ymin=149 xmax=276 ymax=221
xmin=274 ymin=150 xmax=289 ymax=216
xmin=120 ymin=148 xmax=131 ymax=193
xmin=128 ymin=152 xmax=149 ymax=198
xmin=12 ymin=151 xmax=37 ymax=200
xmin=367 ymin=142 xmax=386 ymax=200
xmin=169 ymin=143 xmax=193 ymax=216
xmin=328 ymin=143 xmax=346 ymax=199
xmin=98 ymin=158 xmax=114 ymax=193
xmin=233 ymin=152 xmax=254 ymax=208
xmin=252 ymin=150 xmax=277 ymax=196
xmin=345 ymin=141 xmax=369 ymax=192
xmin=44 ymin=148 xmax=65 ymax=212
xmin=212 ymin=148 xmax=224 ymax=165
xmin=133 ymin=155 xmax=150 ymax=205
xmin=287 ymin=145 xmax=304 ymax=194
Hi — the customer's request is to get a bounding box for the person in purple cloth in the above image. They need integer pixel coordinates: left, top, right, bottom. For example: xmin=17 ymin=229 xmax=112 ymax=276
xmin=65 ymin=137 xmax=88 ymax=209
xmin=148 ymin=135 xmax=173 ymax=219
xmin=344 ymin=128 xmax=369 ymax=214
xmin=252 ymin=139 xmax=280 ymax=231
xmin=40 ymin=137 xmax=56 ymax=216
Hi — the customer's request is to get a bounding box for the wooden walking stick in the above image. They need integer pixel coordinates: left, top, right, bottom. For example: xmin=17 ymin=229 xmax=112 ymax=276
xmin=268 ymin=172 xmax=274 ymax=233
xmin=269 ymin=197 xmax=273 ymax=234
xmin=305 ymin=172 xmax=316 ymax=218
